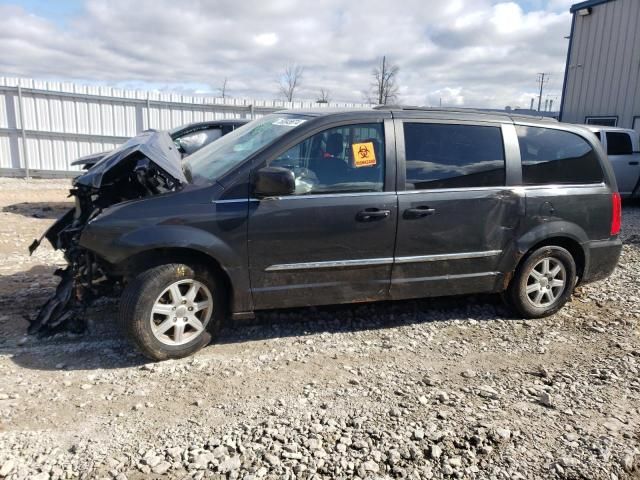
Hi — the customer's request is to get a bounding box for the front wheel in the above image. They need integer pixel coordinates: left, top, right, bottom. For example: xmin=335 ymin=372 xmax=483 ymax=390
xmin=505 ymin=246 xmax=577 ymax=318
xmin=119 ymin=263 xmax=225 ymax=361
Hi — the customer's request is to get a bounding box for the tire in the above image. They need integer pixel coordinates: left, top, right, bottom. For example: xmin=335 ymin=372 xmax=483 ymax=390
xmin=119 ymin=263 xmax=225 ymax=361
xmin=505 ymin=246 xmax=577 ymax=319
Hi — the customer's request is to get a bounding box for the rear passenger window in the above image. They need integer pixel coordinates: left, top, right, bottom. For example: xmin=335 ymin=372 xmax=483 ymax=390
xmin=516 ymin=126 xmax=603 ymax=185
xmin=403 ymin=123 xmax=505 ymax=190
xmin=606 ymin=132 xmax=633 ymax=155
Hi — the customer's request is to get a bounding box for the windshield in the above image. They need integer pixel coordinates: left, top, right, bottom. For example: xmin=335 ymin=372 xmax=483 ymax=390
xmin=183 ymin=114 xmax=309 ymax=184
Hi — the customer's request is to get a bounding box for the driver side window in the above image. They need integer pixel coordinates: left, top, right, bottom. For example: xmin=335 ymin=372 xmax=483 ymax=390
xmin=269 ymin=123 xmax=385 ymax=195
xmin=176 ymin=128 xmax=223 ymax=156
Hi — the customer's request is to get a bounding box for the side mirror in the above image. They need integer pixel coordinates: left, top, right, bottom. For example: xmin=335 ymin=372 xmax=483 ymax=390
xmin=253 ymin=167 xmax=295 ymax=197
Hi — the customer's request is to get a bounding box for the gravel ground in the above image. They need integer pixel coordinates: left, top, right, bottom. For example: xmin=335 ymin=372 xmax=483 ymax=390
xmin=0 ymin=178 xmax=639 ymax=480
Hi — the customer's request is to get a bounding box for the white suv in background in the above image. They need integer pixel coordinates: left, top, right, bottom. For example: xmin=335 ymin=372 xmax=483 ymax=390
xmin=584 ymin=125 xmax=640 ymax=198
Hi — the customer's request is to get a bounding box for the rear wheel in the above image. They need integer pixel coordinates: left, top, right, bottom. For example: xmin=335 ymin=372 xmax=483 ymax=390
xmin=506 ymin=246 xmax=576 ymax=318
xmin=119 ymin=263 xmax=225 ymax=361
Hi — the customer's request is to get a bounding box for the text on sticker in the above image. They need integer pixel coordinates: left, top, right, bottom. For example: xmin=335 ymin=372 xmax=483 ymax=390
xmin=272 ymin=118 xmax=307 ymax=127
xmin=352 ymin=142 xmax=377 ymax=167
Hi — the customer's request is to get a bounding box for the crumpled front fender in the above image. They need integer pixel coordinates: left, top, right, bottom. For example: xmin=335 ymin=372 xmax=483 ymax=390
xmin=79 ymin=223 xmax=239 ymax=270
xmin=79 ymin=222 xmax=252 ymax=313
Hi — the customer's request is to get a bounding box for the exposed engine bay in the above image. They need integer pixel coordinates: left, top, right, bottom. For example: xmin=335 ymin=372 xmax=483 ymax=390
xmin=28 ymin=130 xmax=186 ymax=335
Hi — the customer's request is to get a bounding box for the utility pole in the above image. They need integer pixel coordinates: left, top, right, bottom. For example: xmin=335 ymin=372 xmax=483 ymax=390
xmin=219 ymin=77 xmax=228 ymax=100
xmin=537 ymin=73 xmax=549 ymax=112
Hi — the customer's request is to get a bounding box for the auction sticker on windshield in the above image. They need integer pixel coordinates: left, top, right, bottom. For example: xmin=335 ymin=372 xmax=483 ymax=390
xmin=272 ymin=118 xmax=307 ymax=127
xmin=352 ymin=142 xmax=377 ymax=167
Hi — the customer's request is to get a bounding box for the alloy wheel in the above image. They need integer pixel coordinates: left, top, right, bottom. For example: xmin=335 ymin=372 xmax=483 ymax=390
xmin=149 ymin=279 xmax=213 ymax=346
xmin=525 ymin=257 xmax=566 ymax=308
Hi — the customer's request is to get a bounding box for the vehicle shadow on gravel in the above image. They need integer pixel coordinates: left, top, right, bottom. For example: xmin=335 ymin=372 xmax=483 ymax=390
xmin=4 ymin=274 xmax=510 ymax=372
xmin=0 ymin=264 xmax=147 ymax=371
xmin=2 ymin=201 xmax=73 ymax=219
xmin=223 ymin=294 xmax=508 ymax=344
xmin=2 ymin=298 xmax=148 ymax=372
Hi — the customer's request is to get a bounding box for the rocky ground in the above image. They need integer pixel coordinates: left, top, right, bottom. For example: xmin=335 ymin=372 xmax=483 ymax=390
xmin=0 ymin=178 xmax=639 ymax=480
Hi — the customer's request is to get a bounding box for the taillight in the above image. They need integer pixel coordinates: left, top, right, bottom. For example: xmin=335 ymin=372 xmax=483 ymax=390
xmin=611 ymin=192 xmax=621 ymax=236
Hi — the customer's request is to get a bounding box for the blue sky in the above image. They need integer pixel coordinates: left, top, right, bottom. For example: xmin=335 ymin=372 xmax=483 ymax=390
xmin=0 ymin=0 xmax=83 ymax=25
xmin=0 ymin=0 xmax=575 ymax=107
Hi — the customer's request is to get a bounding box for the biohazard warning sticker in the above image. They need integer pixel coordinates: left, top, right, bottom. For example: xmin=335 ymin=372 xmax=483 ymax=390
xmin=352 ymin=142 xmax=377 ymax=167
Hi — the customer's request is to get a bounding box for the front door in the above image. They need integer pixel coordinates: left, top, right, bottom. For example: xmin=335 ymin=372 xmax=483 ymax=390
xmin=248 ymin=120 xmax=398 ymax=309
xmin=391 ymin=120 xmax=522 ymax=299
xmin=604 ymin=130 xmax=638 ymax=196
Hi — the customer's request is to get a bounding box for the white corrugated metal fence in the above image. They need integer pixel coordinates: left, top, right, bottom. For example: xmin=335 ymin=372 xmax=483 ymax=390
xmin=0 ymin=77 xmax=369 ymax=177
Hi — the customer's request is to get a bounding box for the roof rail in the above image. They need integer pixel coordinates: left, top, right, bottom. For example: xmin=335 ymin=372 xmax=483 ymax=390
xmin=372 ymin=105 xmax=557 ymax=122
xmin=373 ymin=105 xmax=512 ymax=116
xmin=403 ymin=106 xmax=509 ymax=115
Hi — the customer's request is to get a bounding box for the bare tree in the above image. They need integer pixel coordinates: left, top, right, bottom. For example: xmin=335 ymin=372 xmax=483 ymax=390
xmin=316 ymin=88 xmax=331 ymax=104
xmin=278 ymin=64 xmax=304 ymax=102
xmin=218 ymin=77 xmax=229 ymax=99
xmin=370 ymin=56 xmax=399 ymax=105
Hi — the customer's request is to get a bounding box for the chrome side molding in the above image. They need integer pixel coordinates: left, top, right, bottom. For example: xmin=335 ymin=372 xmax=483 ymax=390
xmin=394 ymin=250 xmax=502 ymax=263
xmin=265 ymin=250 xmax=502 ymax=272
xmin=265 ymin=257 xmax=394 ymax=272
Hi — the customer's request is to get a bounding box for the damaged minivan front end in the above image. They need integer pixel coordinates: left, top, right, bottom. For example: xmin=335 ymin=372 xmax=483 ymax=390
xmin=29 ymin=130 xmax=187 ymax=334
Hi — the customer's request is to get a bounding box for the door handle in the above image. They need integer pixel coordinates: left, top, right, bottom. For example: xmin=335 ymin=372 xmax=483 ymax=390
xmin=356 ymin=208 xmax=390 ymax=222
xmin=404 ymin=206 xmax=436 ymax=219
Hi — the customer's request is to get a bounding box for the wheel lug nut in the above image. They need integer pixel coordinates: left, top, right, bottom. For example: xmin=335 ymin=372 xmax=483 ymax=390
xmin=188 ymin=307 xmax=193 ymax=311
xmin=183 ymin=317 xmax=188 ymax=321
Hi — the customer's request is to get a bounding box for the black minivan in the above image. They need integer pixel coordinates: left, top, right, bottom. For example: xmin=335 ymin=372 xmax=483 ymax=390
xmin=32 ymin=107 xmax=623 ymax=360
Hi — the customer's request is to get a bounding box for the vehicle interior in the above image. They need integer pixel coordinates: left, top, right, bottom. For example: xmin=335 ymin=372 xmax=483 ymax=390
xmin=269 ymin=124 xmax=384 ymax=194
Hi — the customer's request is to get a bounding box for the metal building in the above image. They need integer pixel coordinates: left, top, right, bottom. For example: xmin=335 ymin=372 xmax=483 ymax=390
xmin=560 ymin=0 xmax=640 ymax=133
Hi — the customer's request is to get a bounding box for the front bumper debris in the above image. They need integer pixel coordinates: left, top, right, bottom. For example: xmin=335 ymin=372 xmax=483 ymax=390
xmin=28 ymin=130 xmax=185 ymax=335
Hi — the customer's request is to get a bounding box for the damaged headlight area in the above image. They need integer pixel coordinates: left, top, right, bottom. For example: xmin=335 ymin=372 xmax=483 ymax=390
xmin=28 ymin=131 xmax=186 ymax=335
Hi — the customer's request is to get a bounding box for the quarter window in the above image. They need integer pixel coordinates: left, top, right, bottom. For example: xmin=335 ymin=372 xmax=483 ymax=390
xmin=586 ymin=116 xmax=617 ymax=127
xmin=516 ymin=126 xmax=603 ymax=185
xmin=268 ymin=123 xmax=385 ymax=195
xmin=606 ymin=132 xmax=633 ymax=155
xmin=403 ymin=123 xmax=505 ymax=190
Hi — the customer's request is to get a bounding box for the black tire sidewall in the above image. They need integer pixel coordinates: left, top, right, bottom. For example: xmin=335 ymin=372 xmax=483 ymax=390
xmin=508 ymin=246 xmax=576 ymax=319
xmin=119 ymin=263 xmax=224 ymax=361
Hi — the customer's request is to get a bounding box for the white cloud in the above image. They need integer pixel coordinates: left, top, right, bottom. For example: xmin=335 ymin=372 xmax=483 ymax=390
xmin=254 ymin=33 xmax=278 ymax=47
xmin=491 ymin=3 xmax=525 ymax=34
xmin=0 ymin=0 xmax=572 ymax=108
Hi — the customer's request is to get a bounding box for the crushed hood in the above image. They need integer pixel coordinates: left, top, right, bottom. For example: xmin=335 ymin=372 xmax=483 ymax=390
xmin=74 ymin=130 xmax=187 ymax=189
xmin=70 ymin=151 xmax=109 ymax=169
